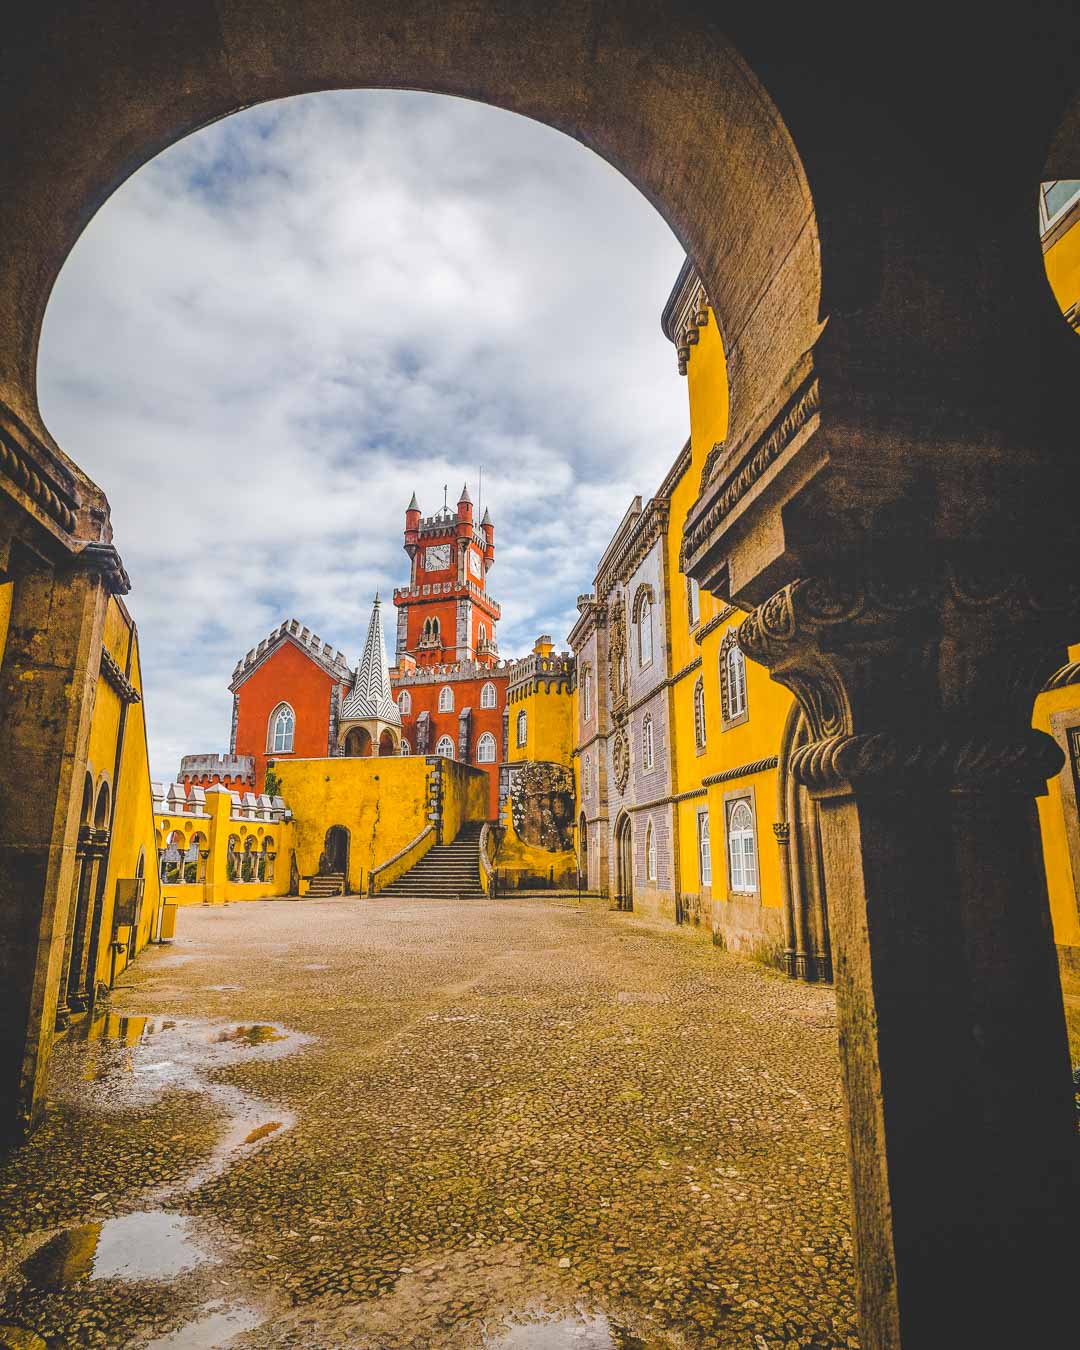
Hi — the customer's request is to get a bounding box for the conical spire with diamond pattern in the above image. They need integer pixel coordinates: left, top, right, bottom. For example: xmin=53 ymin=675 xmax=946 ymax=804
xmin=340 ymin=595 xmax=401 ymax=725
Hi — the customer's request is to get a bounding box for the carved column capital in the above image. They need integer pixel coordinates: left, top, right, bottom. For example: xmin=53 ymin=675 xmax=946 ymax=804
xmin=772 ymin=821 xmax=791 ymax=844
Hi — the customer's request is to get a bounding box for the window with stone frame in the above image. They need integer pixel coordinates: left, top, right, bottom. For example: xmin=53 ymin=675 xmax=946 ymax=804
xmin=726 ymin=796 xmax=758 ymax=893
xmin=435 ymin=735 xmax=455 ymax=759
xmin=516 ymin=709 xmax=527 ymax=747
xmin=633 ymin=584 xmax=655 ymax=669
xmin=697 ymin=808 xmax=712 ymax=887
xmin=268 ymin=703 xmax=295 ymax=753
xmin=398 ymin=689 xmax=412 ymax=715
xmin=642 ymin=713 xmax=654 ymax=770
xmin=581 ymin=665 xmax=592 ymax=722
xmin=399 ymin=739 xmax=411 ymax=755
xmin=693 ymin=677 xmax=707 ymax=752
xmin=687 ymin=574 xmax=700 ymax=628
xmin=480 ymin=681 xmax=497 ymax=709
xmin=476 ymin=732 xmax=497 ymax=763
xmin=438 ymin=685 xmax=454 ymax=712
xmin=718 ymin=628 xmax=749 ymax=730
xmin=645 ymin=819 xmax=657 ymax=882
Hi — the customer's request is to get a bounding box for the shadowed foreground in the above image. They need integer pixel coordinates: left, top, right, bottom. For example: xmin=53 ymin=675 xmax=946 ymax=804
xmin=0 ymin=896 xmax=856 ymax=1348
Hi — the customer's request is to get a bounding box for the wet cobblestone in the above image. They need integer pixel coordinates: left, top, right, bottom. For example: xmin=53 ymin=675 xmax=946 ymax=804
xmin=0 ymin=896 xmax=858 ymax=1347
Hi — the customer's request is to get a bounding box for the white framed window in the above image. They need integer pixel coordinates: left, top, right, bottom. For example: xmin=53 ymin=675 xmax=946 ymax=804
xmin=435 ymin=735 xmax=455 ymax=759
xmin=478 ymin=622 xmax=487 ymax=643
xmin=268 ymin=703 xmax=295 ymax=753
xmin=516 ymin=709 xmax=527 ymax=747
xmin=642 ymin=714 xmax=654 ymax=770
xmin=726 ymin=798 xmax=758 ymax=893
xmin=480 ymin=681 xmax=497 ymax=709
xmin=1040 ymin=180 xmax=1080 ymax=233
xmin=398 ymin=689 xmax=412 ymax=715
xmin=400 ymin=739 xmax=411 ymax=755
xmin=693 ymin=678 xmax=706 ymax=751
xmin=582 ymin=665 xmax=592 ymax=721
xmin=688 ymin=575 xmax=700 ymax=627
xmin=583 ymin=752 xmax=591 ymax=798
xmin=476 ymin=732 xmax=497 ymax=763
xmin=638 ymin=593 xmax=653 ymax=667
xmin=438 ymin=685 xmax=454 ymax=712
xmin=697 ymin=808 xmax=711 ymax=887
xmin=645 ymin=820 xmax=657 ymax=882
xmin=726 ymin=643 xmax=747 ymax=719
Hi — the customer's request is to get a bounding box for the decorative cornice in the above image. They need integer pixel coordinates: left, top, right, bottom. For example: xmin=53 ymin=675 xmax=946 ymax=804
xmin=79 ymin=542 xmax=131 ymax=595
xmin=99 ymin=645 xmax=141 ymax=703
xmin=702 ymin=756 xmax=779 ymax=787
xmin=0 ymin=423 xmax=79 ymax=535
xmin=683 ymin=375 xmax=821 ymax=563
xmin=660 ymin=260 xmax=710 ymax=375
xmin=596 ymin=497 xmax=669 ymax=600
xmin=1042 ymin=662 xmax=1080 ymax=691
xmin=693 ymin=607 xmax=738 ymax=646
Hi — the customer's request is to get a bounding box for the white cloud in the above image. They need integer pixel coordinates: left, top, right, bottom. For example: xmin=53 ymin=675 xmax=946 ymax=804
xmin=38 ymin=91 xmax=687 ymax=779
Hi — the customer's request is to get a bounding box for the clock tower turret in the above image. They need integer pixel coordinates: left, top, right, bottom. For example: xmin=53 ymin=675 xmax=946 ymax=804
xmin=393 ymin=484 xmax=500 ymax=667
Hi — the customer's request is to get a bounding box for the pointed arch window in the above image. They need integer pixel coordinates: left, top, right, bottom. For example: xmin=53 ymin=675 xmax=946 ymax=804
xmin=645 ymin=820 xmax=657 ymax=882
xmin=632 ymin=584 xmax=655 ymax=669
xmin=687 ymin=575 xmax=700 ymax=628
xmin=438 ymin=686 xmax=454 ymax=712
xmin=726 ymin=798 xmax=758 ymax=893
xmin=435 ymin=735 xmax=455 ymax=759
xmin=476 ymin=732 xmax=497 ymax=763
xmin=480 ymin=681 xmax=497 ymax=709
xmin=516 ymin=709 xmax=528 ymax=747
xmin=697 ymin=809 xmax=711 ymax=887
xmin=693 ymin=677 xmax=706 ymax=752
xmin=398 ymin=689 xmax=412 ymax=715
xmin=642 ymin=713 xmax=654 ymax=770
xmin=269 ymin=703 xmax=295 ymax=753
xmin=581 ymin=665 xmax=592 ymax=722
xmin=400 ymin=738 xmax=411 ymax=755
xmin=719 ymin=628 xmax=749 ymax=729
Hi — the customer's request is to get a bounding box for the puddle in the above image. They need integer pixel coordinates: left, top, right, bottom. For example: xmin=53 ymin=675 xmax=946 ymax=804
xmin=20 ymin=1212 xmax=214 ymax=1290
xmin=486 ymin=1311 xmax=650 ymax=1348
xmin=302 ymin=963 xmax=330 ymax=971
xmin=209 ymin=1024 xmax=284 ymax=1045
xmin=243 ymin=1120 xmax=282 ymax=1144
xmin=144 ymin=1301 xmax=263 ymax=1348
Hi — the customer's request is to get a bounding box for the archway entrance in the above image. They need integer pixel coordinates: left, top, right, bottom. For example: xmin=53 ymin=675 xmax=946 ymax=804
xmin=343 ymin=728 xmax=372 ymax=758
xmin=777 ymin=705 xmax=832 ymax=983
xmin=614 ymin=813 xmax=633 ymax=913
xmin=578 ymin=812 xmax=588 ymax=888
xmin=321 ymin=826 xmax=349 ymax=886
xmin=378 ymin=729 xmax=397 ymax=757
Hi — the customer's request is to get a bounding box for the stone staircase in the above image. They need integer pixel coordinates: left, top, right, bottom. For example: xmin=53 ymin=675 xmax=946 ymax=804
xmin=377 ymin=822 xmax=486 ymax=900
xmin=306 ymin=872 xmax=345 ymax=898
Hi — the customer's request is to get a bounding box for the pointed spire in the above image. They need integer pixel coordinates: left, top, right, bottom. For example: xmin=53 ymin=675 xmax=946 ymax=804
xmin=340 ymin=595 xmax=401 ymax=725
xmin=481 ymin=506 xmax=492 ymax=525
xmin=407 ymin=492 xmax=420 ymax=512
xmin=458 ymin=482 xmax=472 ymax=504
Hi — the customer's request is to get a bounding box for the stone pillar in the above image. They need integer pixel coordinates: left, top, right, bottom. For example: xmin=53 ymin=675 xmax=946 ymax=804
xmin=739 ymin=562 xmax=1079 ymax=1347
xmin=0 ymin=552 xmax=109 ymax=1137
xmin=772 ymin=821 xmax=797 ymax=977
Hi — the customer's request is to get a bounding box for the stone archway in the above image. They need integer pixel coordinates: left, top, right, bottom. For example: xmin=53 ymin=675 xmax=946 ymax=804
xmin=321 ymin=826 xmax=350 ymax=883
xmin=343 ymin=727 xmax=373 ymax=758
xmin=776 ymin=703 xmax=831 ymax=983
xmin=613 ymin=812 xmax=633 ymax=913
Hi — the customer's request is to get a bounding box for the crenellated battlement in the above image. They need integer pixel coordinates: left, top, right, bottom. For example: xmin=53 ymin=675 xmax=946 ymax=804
xmin=231 ymin=618 xmax=350 ymax=686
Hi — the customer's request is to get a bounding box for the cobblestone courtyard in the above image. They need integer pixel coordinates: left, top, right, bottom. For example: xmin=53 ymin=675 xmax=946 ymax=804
xmin=0 ymin=897 xmax=858 ymax=1348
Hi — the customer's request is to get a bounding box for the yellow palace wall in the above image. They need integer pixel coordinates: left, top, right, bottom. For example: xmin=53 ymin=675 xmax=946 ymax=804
xmin=1033 ymin=644 xmax=1080 ymax=958
xmin=156 ymin=787 xmax=294 ymax=907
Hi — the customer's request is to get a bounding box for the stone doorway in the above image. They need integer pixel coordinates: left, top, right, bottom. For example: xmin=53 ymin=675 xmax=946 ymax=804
xmin=614 ymin=813 xmax=633 ymax=913
xmin=321 ymin=826 xmax=350 ymax=886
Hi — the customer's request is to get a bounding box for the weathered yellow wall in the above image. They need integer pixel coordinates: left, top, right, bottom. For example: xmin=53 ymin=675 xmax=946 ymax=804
xmin=494 ymin=820 xmax=577 ymax=891
xmin=1032 ymin=644 xmax=1080 ymax=951
xmin=510 ymin=681 xmax=576 ymax=768
xmin=1044 ymin=209 xmax=1080 ymax=316
xmin=0 ymin=580 xmax=12 ymax=670
xmin=274 ymin=756 xmax=431 ymax=894
xmin=439 ymin=758 xmax=489 ymax=843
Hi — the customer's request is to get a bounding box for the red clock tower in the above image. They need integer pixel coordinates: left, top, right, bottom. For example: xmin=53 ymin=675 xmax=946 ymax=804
xmin=396 ymin=485 xmax=499 ymax=665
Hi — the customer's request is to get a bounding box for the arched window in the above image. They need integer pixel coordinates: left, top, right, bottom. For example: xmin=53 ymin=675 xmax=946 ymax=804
xmin=697 ymin=809 xmax=711 ymax=887
xmin=398 ymin=689 xmax=411 ymax=715
xmin=435 ymin=734 xmax=455 ymax=759
xmin=727 ymin=798 xmax=758 ymax=892
xmin=226 ymin=834 xmax=241 ymax=883
xmin=438 ymin=685 xmax=454 ymax=712
xmin=476 ymin=732 xmax=497 ymax=763
xmin=638 ymin=593 xmax=653 ymax=667
xmin=478 ymin=622 xmax=487 ymax=644
xmin=687 ymin=575 xmax=700 ymax=627
xmin=582 ymin=665 xmax=592 ymax=721
xmin=719 ymin=629 xmax=749 ymax=728
xmin=400 ymin=738 xmax=411 ymax=755
xmin=241 ymin=836 xmax=257 ymax=882
xmin=269 ymin=703 xmax=295 ymax=753
xmin=642 ymin=713 xmax=654 ymax=770
xmin=693 ymin=677 xmax=706 ymax=751
xmin=516 ymin=709 xmax=527 ymax=747
xmin=583 ymin=752 xmax=591 ymax=798
xmin=480 ymin=681 xmax=497 ymax=709
xmin=432 ymin=617 xmax=441 ymax=639
xmin=645 ymin=820 xmax=657 ymax=882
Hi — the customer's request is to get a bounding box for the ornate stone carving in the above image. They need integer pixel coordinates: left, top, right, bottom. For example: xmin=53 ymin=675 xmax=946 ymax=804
xmin=772 ymin=821 xmax=791 ymax=843
xmin=509 ymin=762 xmax=575 ymax=852
xmin=612 ymin=729 xmax=630 ymax=793
xmin=608 ymin=597 xmax=629 ymax=722
xmin=0 ymin=427 xmax=79 ymax=534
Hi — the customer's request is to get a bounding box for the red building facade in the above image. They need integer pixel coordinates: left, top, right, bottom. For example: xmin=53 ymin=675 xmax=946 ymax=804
xmin=211 ymin=487 xmax=511 ymax=818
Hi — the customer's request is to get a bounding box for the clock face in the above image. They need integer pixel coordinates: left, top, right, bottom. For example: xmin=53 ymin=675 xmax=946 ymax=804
xmin=469 ymin=549 xmax=483 ymax=578
xmin=425 ymin=544 xmax=451 ymax=572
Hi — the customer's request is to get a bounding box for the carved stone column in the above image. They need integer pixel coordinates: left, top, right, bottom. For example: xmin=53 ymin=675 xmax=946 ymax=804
xmin=739 ymin=560 xmax=1079 ymax=1347
xmin=772 ymin=821 xmax=797 ymax=977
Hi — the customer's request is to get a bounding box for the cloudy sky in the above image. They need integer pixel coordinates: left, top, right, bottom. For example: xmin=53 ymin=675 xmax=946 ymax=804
xmin=38 ymin=91 xmax=688 ymax=780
